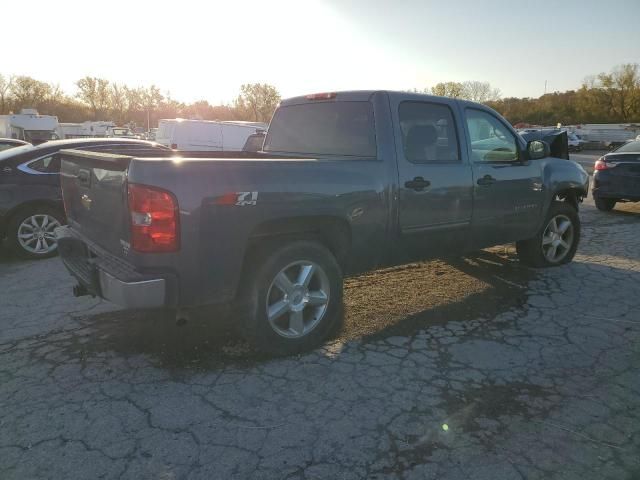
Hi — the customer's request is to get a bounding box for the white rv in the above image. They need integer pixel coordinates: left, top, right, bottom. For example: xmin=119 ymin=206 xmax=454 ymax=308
xmin=0 ymin=109 xmax=60 ymax=145
xmin=156 ymin=119 xmax=266 ymax=151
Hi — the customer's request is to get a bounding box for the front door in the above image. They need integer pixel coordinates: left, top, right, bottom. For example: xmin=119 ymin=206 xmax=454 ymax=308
xmin=394 ymin=99 xmax=474 ymax=261
xmin=462 ymin=107 xmax=544 ymax=247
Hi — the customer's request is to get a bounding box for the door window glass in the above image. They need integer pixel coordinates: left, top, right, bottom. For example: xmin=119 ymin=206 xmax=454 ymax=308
xmin=398 ymin=102 xmax=460 ymax=163
xmin=465 ymin=109 xmax=519 ymax=162
xmin=27 ymin=154 xmax=60 ymax=173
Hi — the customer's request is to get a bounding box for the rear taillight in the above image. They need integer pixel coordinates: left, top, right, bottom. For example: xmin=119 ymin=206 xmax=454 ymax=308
xmin=594 ymin=158 xmax=615 ymax=171
xmin=128 ymin=183 xmax=179 ymax=252
xmin=171 ymin=143 xmax=177 ymax=149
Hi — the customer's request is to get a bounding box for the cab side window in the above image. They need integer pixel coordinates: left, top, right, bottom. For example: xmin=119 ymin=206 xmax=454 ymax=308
xmin=465 ymin=109 xmax=519 ymax=162
xmin=399 ymin=102 xmax=460 ymax=164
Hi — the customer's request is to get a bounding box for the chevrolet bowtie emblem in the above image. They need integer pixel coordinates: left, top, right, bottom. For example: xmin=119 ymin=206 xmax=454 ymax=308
xmin=81 ymin=194 xmax=92 ymax=210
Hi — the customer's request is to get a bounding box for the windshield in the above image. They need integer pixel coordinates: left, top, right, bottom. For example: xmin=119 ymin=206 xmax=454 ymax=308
xmin=264 ymin=101 xmax=377 ymax=157
xmin=613 ymin=140 xmax=640 ymax=153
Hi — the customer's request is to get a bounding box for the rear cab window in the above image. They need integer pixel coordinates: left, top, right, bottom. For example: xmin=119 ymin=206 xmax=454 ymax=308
xmin=264 ymin=101 xmax=377 ymax=158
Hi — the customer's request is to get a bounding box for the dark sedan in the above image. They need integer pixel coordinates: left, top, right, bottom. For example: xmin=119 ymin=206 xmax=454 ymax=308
xmin=0 ymin=138 xmax=170 ymax=258
xmin=593 ymin=140 xmax=640 ymax=211
xmin=0 ymin=138 xmax=30 ymax=152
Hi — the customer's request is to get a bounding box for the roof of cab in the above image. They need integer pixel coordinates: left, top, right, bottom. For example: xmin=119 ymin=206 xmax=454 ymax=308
xmin=279 ymin=90 xmax=489 ymax=107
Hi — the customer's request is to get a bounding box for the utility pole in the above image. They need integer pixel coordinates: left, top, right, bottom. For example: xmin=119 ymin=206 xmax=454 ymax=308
xmin=544 ymin=80 xmax=547 ymax=95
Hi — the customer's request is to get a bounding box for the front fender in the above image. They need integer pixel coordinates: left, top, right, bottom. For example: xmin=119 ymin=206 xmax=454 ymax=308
xmin=542 ymin=158 xmax=589 ymax=212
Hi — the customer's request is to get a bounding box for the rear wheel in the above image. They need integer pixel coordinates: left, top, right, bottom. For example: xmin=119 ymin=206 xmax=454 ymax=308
xmin=594 ymin=197 xmax=616 ymax=212
xmin=8 ymin=206 xmax=65 ymax=259
xmin=516 ymin=201 xmax=580 ymax=268
xmin=241 ymin=241 xmax=343 ymax=355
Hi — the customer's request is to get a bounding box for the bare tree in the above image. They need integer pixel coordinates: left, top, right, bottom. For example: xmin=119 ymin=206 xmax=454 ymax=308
xmin=76 ymin=76 xmax=111 ymax=119
xmin=10 ymin=76 xmax=52 ymax=111
xmin=0 ymin=74 xmax=13 ymax=114
xmin=461 ymin=81 xmax=501 ymax=103
xmin=110 ymin=84 xmax=128 ymax=124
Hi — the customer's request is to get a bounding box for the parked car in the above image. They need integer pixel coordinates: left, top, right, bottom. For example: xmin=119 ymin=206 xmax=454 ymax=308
xmin=592 ymin=140 xmax=640 ymax=211
xmin=0 ymin=138 xmax=170 ymax=258
xmin=57 ymin=90 xmax=589 ymax=355
xmin=0 ymin=138 xmax=30 ymax=152
xmin=242 ymin=131 xmax=266 ymax=152
xmin=156 ymin=119 xmax=266 ymax=151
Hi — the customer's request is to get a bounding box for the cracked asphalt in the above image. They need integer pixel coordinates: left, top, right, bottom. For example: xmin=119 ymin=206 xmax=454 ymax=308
xmin=1 ymin=193 xmax=639 ymax=479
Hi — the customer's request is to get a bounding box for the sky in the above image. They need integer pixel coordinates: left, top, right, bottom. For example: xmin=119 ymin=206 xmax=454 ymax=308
xmin=4 ymin=0 xmax=639 ymax=104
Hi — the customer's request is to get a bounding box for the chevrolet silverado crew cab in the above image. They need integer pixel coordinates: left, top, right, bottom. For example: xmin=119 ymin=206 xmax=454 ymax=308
xmin=56 ymin=91 xmax=589 ymax=355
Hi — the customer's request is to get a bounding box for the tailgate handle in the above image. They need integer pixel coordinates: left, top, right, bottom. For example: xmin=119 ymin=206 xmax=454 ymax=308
xmin=78 ymin=169 xmax=91 ymax=186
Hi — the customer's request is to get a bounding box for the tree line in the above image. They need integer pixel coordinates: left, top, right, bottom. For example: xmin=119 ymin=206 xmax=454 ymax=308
xmin=1 ymin=64 xmax=638 ymax=128
xmin=416 ymin=64 xmax=640 ymax=126
xmin=0 ymin=75 xmax=281 ymax=127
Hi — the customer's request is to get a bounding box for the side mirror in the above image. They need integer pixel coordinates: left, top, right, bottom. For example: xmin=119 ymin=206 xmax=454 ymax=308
xmin=527 ymin=140 xmax=550 ymax=160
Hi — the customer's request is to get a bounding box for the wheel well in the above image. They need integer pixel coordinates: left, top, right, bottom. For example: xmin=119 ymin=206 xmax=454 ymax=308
xmin=555 ymin=189 xmax=583 ymax=210
xmin=245 ymin=216 xmax=351 ymax=270
xmin=4 ymin=200 xmax=65 ymax=234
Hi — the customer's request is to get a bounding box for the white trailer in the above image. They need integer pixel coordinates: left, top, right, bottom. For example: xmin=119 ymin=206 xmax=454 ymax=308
xmin=156 ymin=119 xmax=265 ymax=151
xmin=58 ymin=121 xmax=116 ymax=139
xmin=0 ymin=109 xmax=60 ymax=144
xmin=571 ymin=124 xmax=640 ymax=145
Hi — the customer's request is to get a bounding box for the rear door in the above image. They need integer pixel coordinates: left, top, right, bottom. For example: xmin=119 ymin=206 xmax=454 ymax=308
xmin=392 ymin=98 xmax=474 ymax=260
xmin=462 ymin=107 xmax=544 ymax=247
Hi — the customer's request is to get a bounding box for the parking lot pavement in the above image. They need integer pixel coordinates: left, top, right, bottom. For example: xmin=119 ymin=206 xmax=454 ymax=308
xmin=1 ymin=199 xmax=639 ymax=480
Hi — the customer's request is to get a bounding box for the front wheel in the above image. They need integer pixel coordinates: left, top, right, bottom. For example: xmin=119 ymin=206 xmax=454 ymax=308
xmin=594 ymin=197 xmax=616 ymax=212
xmin=242 ymin=241 xmax=343 ymax=355
xmin=516 ymin=202 xmax=580 ymax=268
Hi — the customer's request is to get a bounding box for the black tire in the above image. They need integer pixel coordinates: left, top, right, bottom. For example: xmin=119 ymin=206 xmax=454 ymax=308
xmin=594 ymin=197 xmax=616 ymax=212
xmin=516 ymin=201 xmax=580 ymax=268
xmin=7 ymin=205 xmax=65 ymax=259
xmin=241 ymin=240 xmax=343 ymax=356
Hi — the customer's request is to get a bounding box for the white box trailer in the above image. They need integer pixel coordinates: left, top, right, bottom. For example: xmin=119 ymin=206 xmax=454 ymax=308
xmin=573 ymin=124 xmax=640 ymax=144
xmin=0 ymin=109 xmax=60 ymax=144
xmin=156 ymin=119 xmax=265 ymax=151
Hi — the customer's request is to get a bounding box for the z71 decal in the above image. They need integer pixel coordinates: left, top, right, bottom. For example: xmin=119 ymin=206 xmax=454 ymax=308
xmin=235 ymin=191 xmax=258 ymax=206
xmin=214 ymin=191 xmax=259 ymax=206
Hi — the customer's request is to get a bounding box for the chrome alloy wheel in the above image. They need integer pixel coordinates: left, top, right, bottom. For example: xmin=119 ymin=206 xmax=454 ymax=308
xmin=17 ymin=214 xmax=61 ymax=255
xmin=265 ymin=261 xmax=330 ymax=339
xmin=541 ymin=214 xmax=574 ymax=263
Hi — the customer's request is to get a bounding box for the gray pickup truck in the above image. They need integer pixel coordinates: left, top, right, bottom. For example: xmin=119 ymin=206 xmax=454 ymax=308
xmin=57 ymin=91 xmax=589 ymax=354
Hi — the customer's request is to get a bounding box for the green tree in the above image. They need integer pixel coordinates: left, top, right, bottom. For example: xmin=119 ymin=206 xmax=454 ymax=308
xmin=431 ymin=81 xmax=466 ymax=98
xmin=234 ymin=83 xmax=281 ymax=122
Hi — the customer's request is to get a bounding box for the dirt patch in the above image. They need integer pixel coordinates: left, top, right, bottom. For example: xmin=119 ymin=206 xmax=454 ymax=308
xmin=60 ymin=246 xmax=536 ymax=370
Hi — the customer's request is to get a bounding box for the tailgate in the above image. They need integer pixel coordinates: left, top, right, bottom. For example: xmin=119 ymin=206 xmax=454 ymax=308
xmin=60 ymin=149 xmax=132 ymax=255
